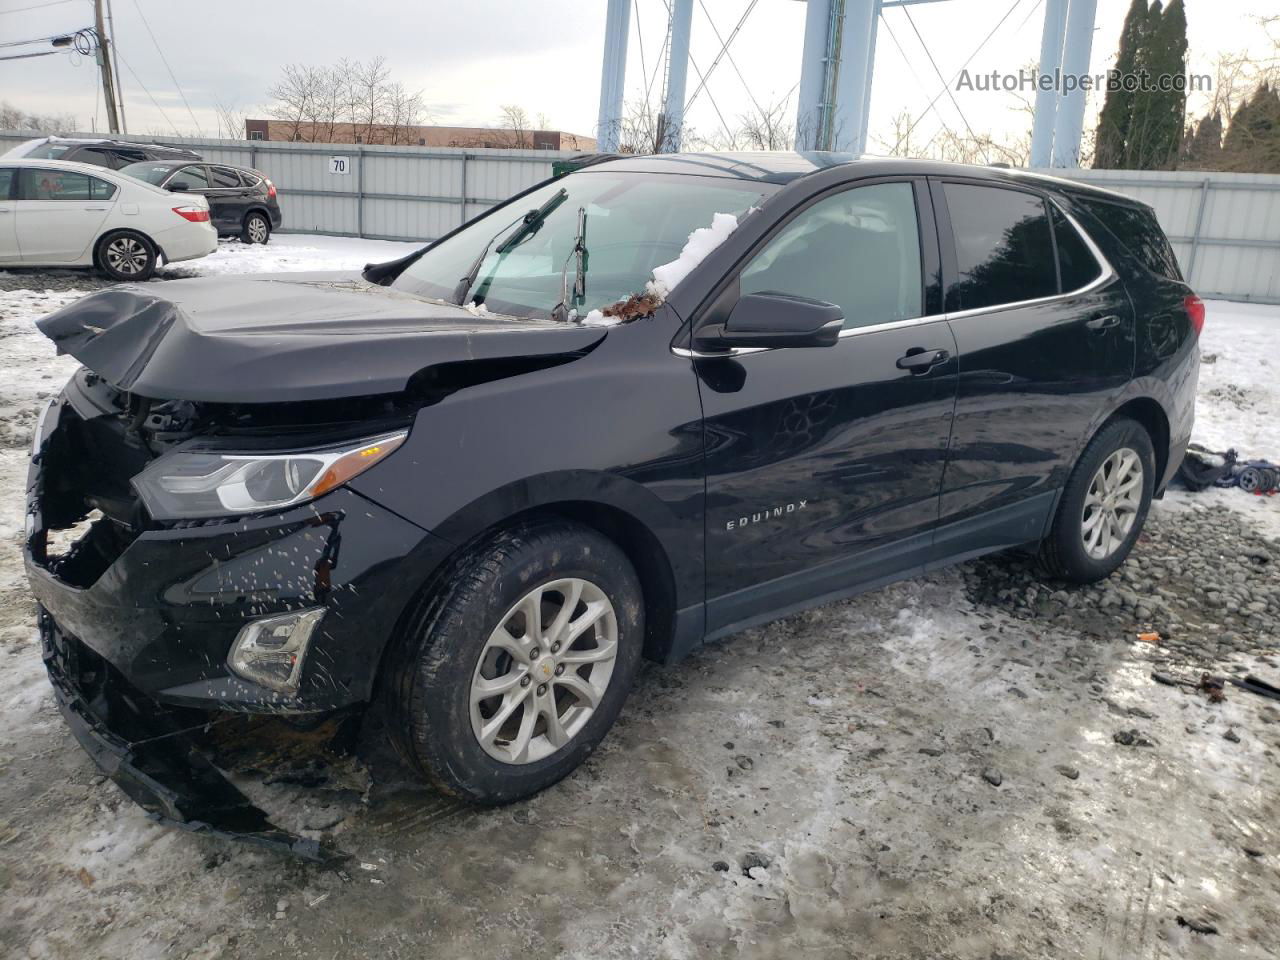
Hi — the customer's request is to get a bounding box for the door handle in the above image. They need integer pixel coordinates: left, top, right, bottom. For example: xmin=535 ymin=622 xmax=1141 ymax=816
xmin=1085 ymin=314 xmax=1120 ymax=332
xmin=83 ymin=206 xmax=109 ymax=211
xmin=896 ymin=348 xmax=950 ymax=373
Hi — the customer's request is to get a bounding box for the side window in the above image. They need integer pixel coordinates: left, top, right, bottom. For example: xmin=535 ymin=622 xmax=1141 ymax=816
xmin=174 ymin=165 xmax=211 ymax=189
xmin=112 ymin=151 xmax=146 ymax=168
xmin=210 ymin=166 xmax=242 ymax=188
xmin=88 ymin=177 xmax=117 ymax=200
xmin=944 ymin=183 xmax=1057 ymax=312
xmin=1051 ymin=205 xmax=1101 ymax=292
xmin=18 ymin=168 xmax=93 ymax=201
xmin=1076 ymin=198 xmax=1182 ymax=281
xmin=0 ymin=168 xmax=14 ymax=200
xmin=740 ymin=181 xmax=923 ymax=330
xmin=76 ymin=148 xmax=114 ymax=168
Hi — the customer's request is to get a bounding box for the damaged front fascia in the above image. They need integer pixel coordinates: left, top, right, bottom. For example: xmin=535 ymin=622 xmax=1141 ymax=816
xmin=42 ymin=612 xmax=348 ymax=863
xmin=37 ymin=277 xmax=607 ymax=405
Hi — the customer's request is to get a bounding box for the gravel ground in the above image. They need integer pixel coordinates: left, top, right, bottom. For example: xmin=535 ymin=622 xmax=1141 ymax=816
xmin=0 ymin=243 xmax=1277 ymax=959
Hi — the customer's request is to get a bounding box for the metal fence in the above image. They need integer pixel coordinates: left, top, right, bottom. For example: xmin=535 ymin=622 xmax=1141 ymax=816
xmin=0 ymin=129 xmax=576 ymax=246
xmin=2 ymin=130 xmax=1278 ymax=303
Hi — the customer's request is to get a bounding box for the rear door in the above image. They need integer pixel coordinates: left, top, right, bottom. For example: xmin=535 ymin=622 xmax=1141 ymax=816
xmin=930 ymin=178 xmax=1135 ymax=560
xmin=13 ymin=167 xmax=116 ymax=262
xmin=698 ymin=178 xmax=958 ymax=635
xmin=207 ymin=165 xmax=249 ymax=232
xmin=0 ymin=168 xmax=18 ymax=262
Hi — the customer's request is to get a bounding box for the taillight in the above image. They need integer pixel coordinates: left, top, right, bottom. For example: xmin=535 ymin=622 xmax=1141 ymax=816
xmin=265 ymin=179 xmax=276 ymax=199
xmin=1184 ymin=293 xmax=1205 ymax=337
xmin=173 ymin=205 xmax=210 ymax=223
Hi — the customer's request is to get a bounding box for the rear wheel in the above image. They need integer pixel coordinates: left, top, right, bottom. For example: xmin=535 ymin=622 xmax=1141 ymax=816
xmin=1038 ymin=418 xmax=1155 ymax=583
xmin=95 ymin=230 xmax=156 ymax=281
xmin=241 ymin=212 xmax=271 ymax=244
xmin=389 ymin=521 xmax=643 ymax=804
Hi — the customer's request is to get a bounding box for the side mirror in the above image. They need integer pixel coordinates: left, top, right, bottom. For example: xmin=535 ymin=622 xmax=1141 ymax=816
xmin=168 ymin=180 xmax=190 ymax=192
xmin=694 ymin=291 xmax=843 ymax=350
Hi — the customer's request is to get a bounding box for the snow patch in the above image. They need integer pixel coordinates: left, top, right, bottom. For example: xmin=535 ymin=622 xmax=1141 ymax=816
xmin=579 ymin=308 xmax=615 ymax=327
xmin=646 ymin=211 xmax=741 ymax=300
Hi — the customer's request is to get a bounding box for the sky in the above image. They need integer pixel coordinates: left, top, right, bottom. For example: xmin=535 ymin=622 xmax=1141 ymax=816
xmin=1 ymin=0 xmax=1276 ymax=152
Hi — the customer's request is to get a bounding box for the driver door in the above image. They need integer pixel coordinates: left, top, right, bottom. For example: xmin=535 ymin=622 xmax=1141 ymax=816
xmin=696 ymin=178 xmax=959 ymax=636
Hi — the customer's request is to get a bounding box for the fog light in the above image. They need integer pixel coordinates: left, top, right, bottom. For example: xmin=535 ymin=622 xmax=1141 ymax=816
xmin=227 ymin=608 xmax=324 ymax=695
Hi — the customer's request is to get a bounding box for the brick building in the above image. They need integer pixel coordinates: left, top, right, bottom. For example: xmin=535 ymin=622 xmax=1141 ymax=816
xmin=243 ymin=119 xmax=595 ymax=151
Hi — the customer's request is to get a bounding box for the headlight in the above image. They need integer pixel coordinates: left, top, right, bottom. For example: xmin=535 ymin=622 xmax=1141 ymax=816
xmin=131 ymin=431 xmax=406 ymax=521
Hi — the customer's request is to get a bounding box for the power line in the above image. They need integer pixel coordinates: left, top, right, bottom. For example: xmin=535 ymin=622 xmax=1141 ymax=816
xmin=697 ymin=0 xmax=765 ymax=118
xmin=129 ymin=0 xmax=200 ymax=134
xmin=880 ymin=12 xmax=954 ymax=151
xmin=684 ymin=0 xmax=759 ymax=111
xmin=0 ymin=48 xmax=61 ymax=60
xmin=0 ymin=0 xmax=78 ymax=15
xmin=892 ymin=0 xmax=1026 ymax=153
xmin=113 ymin=46 xmax=181 ymax=136
xmin=902 ymin=5 xmax=988 ymax=162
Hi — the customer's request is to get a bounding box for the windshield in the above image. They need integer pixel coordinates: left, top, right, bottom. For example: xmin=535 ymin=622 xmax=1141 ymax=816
xmin=117 ymin=162 xmax=175 ymax=185
xmin=391 ymin=171 xmax=772 ymax=318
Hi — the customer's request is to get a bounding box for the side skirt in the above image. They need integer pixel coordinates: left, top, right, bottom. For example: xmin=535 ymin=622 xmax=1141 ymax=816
xmin=665 ymin=490 xmax=1060 ymax=664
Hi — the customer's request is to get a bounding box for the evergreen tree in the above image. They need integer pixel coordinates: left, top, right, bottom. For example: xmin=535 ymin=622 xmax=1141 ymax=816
xmin=1181 ymin=110 xmax=1223 ymax=169
xmin=1131 ymin=0 xmax=1188 ymax=168
xmin=1095 ymin=0 xmax=1151 ymax=167
xmin=1222 ymin=83 xmax=1280 ymax=173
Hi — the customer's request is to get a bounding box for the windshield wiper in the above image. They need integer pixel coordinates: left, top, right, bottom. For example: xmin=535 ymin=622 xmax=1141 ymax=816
xmin=551 ymin=206 xmax=589 ymax=323
xmin=452 ymin=187 xmax=568 ymax=305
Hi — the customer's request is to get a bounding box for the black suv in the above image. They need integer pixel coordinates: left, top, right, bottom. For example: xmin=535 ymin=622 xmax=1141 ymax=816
xmin=118 ymin=160 xmax=282 ymax=243
xmin=27 ymin=153 xmax=1199 ymax=858
xmin=5 ymin=136 xmax=201 ymax=170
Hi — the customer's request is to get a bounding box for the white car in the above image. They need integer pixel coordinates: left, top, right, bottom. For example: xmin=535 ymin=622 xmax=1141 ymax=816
xmin=0 ymin=158 xmax=217 ymax=280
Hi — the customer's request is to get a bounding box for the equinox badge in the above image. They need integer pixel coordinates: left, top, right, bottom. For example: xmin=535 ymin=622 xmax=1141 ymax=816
xmin=726 ymin=501 xmax=809 ymax=531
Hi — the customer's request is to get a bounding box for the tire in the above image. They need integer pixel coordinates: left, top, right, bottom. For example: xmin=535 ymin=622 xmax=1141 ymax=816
xmin=241 ymin=212 xmax=271 ymax=244
xmin=95 ymin=230 xmax=157 ymax=281
xmin=388 ymin=521 xmax=644 ymax=804
xmin=1038 ymin=417 xmax=1156 ymax=583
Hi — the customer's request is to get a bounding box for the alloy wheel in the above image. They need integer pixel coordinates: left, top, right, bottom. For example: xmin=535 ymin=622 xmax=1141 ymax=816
xmin=105 ymin=237 xmax=149 ymax=275
xmin=469 ymin=578 xmax=619 ymax=764
xmin=1081 ymin=447 xmax=1143 ymax=560
xmin=247 ymin=216 xmax=269 ymax=243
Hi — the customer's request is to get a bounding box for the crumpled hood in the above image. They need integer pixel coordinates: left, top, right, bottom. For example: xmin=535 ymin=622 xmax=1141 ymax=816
xmin=37 ymin=275 xmax=605 ymax=403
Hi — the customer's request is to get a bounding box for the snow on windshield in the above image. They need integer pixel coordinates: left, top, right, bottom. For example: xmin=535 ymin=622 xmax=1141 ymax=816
xmin=579 ymin=210 xmax=744 ymax=327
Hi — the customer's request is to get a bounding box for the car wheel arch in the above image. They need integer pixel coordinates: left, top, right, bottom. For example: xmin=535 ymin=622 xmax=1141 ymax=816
xmin=1070 ymin=393 xmax=1172 ymax=498
xmin=381 ymin=481 xmax=684 ymax=675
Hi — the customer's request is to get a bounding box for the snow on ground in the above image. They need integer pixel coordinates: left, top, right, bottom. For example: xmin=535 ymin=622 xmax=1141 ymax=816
xmin=0 ymin=237 xmax=1277 ymax=959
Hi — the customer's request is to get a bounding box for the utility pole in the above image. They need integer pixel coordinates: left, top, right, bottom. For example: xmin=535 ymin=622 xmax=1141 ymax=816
xmin=93 ymin=0 xmax=121 ymax=134
xmin=105 ymin=0 xmax=127 ymax=133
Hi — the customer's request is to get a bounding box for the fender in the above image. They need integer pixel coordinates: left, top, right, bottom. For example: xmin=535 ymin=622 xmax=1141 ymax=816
xmin=346 ymin=315 xmax=707 ymax=618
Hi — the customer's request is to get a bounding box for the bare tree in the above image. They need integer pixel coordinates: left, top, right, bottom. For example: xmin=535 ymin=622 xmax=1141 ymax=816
xmin=734 ymin=95 xmax=795 ymax=150
xmin=0 ymin=101 xmax=78 ymax=133
xmin=499 ymin=104 xmax=533 ymax=148
xmin=213 ymin=99 xmax=248 ymax=140
xmin=266 ymin=63 xmax=320 ymax=141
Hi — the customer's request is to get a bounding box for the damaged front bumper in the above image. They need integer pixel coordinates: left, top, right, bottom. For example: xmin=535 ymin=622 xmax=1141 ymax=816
xmin=41 ymin=609 xmax=346 ymax=862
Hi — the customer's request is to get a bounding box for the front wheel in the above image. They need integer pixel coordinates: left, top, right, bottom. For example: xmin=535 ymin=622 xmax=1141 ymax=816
xmin=1038 ymin=417 xmax=1156 ymax=583
xmin=389 ymin=522 xmax=644 ymax=804
xmin=96 ymin=230 xmax=157 ymax=281
xmin=241 ymin=212 xmax=271 ymax=244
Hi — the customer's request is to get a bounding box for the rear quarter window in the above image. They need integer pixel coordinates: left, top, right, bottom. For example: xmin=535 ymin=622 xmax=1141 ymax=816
xmin=1075 ymin=197 xmax=1182 ymax=281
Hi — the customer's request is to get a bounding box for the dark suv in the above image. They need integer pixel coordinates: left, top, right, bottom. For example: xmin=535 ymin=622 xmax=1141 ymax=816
xmin=27 ymin=153 xmax=1198 ymax=858
xmin=118 ymin=160 xmax=282 ymax=243
xmin=5 ymin=136 xmax=201 ymax=170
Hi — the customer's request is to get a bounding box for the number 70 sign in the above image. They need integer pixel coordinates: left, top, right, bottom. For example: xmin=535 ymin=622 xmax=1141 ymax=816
xmin=328 ymin=156 xmax=351 ymax=175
